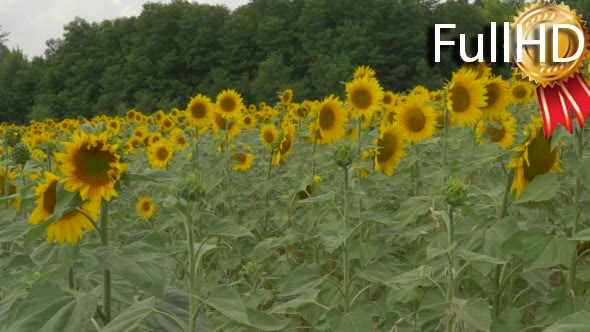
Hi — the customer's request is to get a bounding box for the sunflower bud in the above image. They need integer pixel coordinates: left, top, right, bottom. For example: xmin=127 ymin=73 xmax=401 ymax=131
xmin=333 ymin=142 xmax=355 ymax=168
xmin=443 ymin=177 xmax=468 ymax=207
xmin=177 ymin=174 xmax=206 ymax=202
xmin=4 ymin=129 xmax=21 ymax=147
xmin=12 ymin=143 xmax=30 ymax=166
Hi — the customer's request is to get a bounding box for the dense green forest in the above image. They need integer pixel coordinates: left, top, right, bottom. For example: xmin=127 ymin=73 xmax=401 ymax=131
xmin=2 ymin=0 xmax=589 ymax=124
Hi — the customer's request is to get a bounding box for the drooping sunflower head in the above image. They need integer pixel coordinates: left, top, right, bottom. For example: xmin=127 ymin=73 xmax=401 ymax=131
xmin=395 ymin=94 xmax=437 ymax=143
xmin=136 ymin=196 xmax=155 ymax=219
xmin=346 ymin=76 xmax=384 ymax=119
xmin=354 ymin=65 xmax=376 ymax=79
xmin=215 ymin=89 xmax=244 ymax=119
xmin=316 ymin=95 xmax=348 ymax=144
xmin=0 ymin=168 xmax=20 ymax=208
xmin=476 ymin=112 xmax=516 ymax=149
xmin=55 ymin=131 xmax=126 ymax=204
xmin=186 ymin=94 xmax=213 ymax=127
xmin=372 ymin=124 xmax=407 ymax=176
xmin=148 ymin=139 xmax=173 ymax=169
xmin=508 ymin=117 xmax=563 ymax=198
xmin=281 ymin=89 xmax=294 ymax=105
xmin=445 ymin=68 xmax=488 ymax=127
xmin=232 ymin=152 xmax=254 ymax=171
xmin=273 ymin=121 xmax=296 ymax=166
xmin=481 ymin=76 xmax=511 ymax=115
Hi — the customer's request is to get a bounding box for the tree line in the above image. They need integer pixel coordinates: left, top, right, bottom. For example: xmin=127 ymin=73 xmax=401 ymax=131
xmin=4 ymin=0 xmax=581 ymax=124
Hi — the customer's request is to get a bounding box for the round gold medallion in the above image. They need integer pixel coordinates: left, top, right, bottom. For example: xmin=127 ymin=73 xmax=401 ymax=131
xmin=511 ymin=2 xmax=589 ymax=87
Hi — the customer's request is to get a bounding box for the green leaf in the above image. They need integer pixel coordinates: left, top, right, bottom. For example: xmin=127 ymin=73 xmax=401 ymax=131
xmin=502 ymin=228 xmax=576 ymax=270
xmin=206 ymin=285 xmax=249 ymax=324
xmin=103 ymin=298 xmax=156 ymax=332
xmin=242 ymin=307 xmax=288 ymax=331
xmin=544 ymin=310 xmax=590 ymax=332
xmin=94 ymin=246 xmax=165 ymax=296
xmin=462 ymin=142 xmax=502 ymax=170
xmin=455 ymin=298 xmax=491 ymax=332
xmin=386 ymin=265 xmax=433 ymax=288
xmin=393 ymin=196 xmax=430 ymax=229
xmin=297 ymin=191 xmax=335 ymax=203
xmin=570 ymin=228 xmax=590 ymax=241
xmin=130 ymin=169 xmax=176 ymax=183
xmin=516 ymin=173 xmax=558 ymax=203
xmin=271 ymin=289 xmax=321 ymax=314
xmin=5 ymin=281 xmax=97 ymax=332
xmin=207 ymin=218 xmax=254 ymax=238
xmin=0 ymin=218 xmax=27 ymax=242
xmin=460 ymin=251 xmax=507 ymax=265
xmin=327 ymin=309 xmax=373 ymax=332
xmin=279 ymin=263 xmax=323 ymax=297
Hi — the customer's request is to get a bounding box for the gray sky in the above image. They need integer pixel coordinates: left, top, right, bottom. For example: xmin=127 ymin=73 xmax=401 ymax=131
xmin=1 ymin=0 xmax=249 ymax=58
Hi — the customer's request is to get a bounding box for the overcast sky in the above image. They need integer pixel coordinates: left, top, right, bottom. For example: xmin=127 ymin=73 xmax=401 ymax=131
xmin=1 ymin=0 xmax=250 ymax=58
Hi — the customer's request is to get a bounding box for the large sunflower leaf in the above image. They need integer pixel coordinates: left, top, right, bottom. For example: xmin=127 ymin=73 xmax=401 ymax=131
xmin=516 ymin=172 xmax=558 ymax=203
xmin=102 ymin=298 xmax=156 ymax=332
xmin=544 ymin=310 xmax=590 ymax=332
xmin=207 ymin=218 xmax=254 ymax=238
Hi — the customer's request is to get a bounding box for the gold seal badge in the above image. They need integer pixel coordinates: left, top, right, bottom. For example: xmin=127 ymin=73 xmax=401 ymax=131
xmin=511 ymin=1 xmax=590 ymax=87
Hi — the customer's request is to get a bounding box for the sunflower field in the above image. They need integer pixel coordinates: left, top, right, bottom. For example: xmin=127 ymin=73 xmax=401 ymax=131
xmin=1 ymin=63 xmax=590 ymax=332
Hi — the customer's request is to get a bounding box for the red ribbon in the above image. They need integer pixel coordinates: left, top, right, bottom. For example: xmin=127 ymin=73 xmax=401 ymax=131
xmin=536 ymin=73 xmax=590 ymax=138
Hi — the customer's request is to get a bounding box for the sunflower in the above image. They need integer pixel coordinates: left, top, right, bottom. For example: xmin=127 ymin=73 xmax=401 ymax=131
xmin=510 ymin=81 xmax=535 ymax=104
xmin=381 ymin=108 xmax=397 ymax=128
xmin=55 ymin=131 xmax=126 ymax=204
xmin=186 ymin=94 xmax=213 ymax=128
xmin=382 ymin=91 xmax=396 ymax=107
xmin=260 ymin=124 xmax=279 ymax=148
xmin=126 ymin=109 xmax=137 ymax=122
xmin=232 ymin=153 xmax=254 ymax=171
xmin=395 ymin=94 xmax=437 ymax=143
xmin=346 ymin=76 xmax=384 ymax=119
xmin=133 ymin=125 xmax=149 ymax=139
xmin=354 ymin=65 xmax=376 ymax=79
xmin=136 ymin=196 xmax=155 ymax=219
xmin=476 ymin=112 xmax=516 ymax=149
xmin=274 ymin=121 xmax=296 ymax=166
xmin=461 ymin=61 xmax=492 ymax=80
xmin=410 ymin=85 xmax=429 ymax=98
xmin=148 ymin=139 xmax=173 ymax=169
xmin=212 ymin=112 xmax=242 ymax=141
xmin=508 ymin=117 xmax=562 ymax=198
xmin=216 ymin=89 xmax=244 ymax=119
xmin=481 ymin=76 xmax=511 ymax=116
xmin=159 ymin=115 xmax=174 ymax=133
xmin=169 ymin=128 xmax=188 ymax=151
xmin=445 ymin=68 xmax=488 ymax=127
xmin=28 ymin=172 xmax=98 ymax=245
xmin=281 ymin=89 xmax=293 ymax=105
xmin=243 ymin=114 xmax=257 ymax=129
xmin=316 ymin=95 xmax=348 ymax=144
xmin=0 ymin=169 xmax=20 ymax=208
xmin=372 ymin=124 xmax=407 ymax=176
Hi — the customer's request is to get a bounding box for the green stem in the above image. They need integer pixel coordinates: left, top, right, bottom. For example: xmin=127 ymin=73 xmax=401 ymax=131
xmin=263 ymin=153 xmax=273 ymax=236
xmin=414 ymin=144 xmax=421 ymax=195
xmin=493 ymin=168 xmax=514 ymax=317
xmin=225 ymin=119 xmax=231 ymax=213
xmin=442 ymin=104 xmax=449 ymax=169
xmin=569 ymin=127 xmax=584 ymax=294
xmin=185 ymin=213 xmax=198 ymax=332
xmin=343 ymin=166 xmax=351 ymax=313
xmin=358 ymin=119 xmax=369 ymax=301
xmin=310 ymin=129 xmax=318 ymax=197
xmin=99 ymin=202 xmax=111 ymax=325
xmin=445 ymin=204 xmax=455 ymax=332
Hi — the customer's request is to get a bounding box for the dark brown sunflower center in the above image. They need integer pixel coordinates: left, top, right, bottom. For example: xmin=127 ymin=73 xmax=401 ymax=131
xmin=141 ymin=201 xmax=152 ymax=211
xmin=486 ymin=125 xmax=505 ymax=143
xmin=282 ymin=92 xmax=292 ymax=103
xmin=376 ymin=133 xmax=397 ymax=162
xmin=319 ymin=108 xmax=335 ymax=129
xmin=263 ymin=131 xmax=275 ymax=144
xmin=383 ymin=94 xmax=392 ymax=105
xmin=352 ymin=89 xmax=371 ymax=109
xmin=279 ymin=136 xmax=292 ymax=154
xmin=523 ymin=131 xmax=557 ymax=182
xmin=296 ymin=107 xmax=308 ymax=118
xmin=451 ymin=87 xmax=470 ymax=113
xmin=43 ymin=179 xmax=58 ymax=214
xmin=244 ymin=117 xmax=252 ymax=125
xmin=405 ymin=107 xmax=426 ymax=132
xmin=77 ymin=145 xmax=113 ymax=185
xmin=156 ymin=147 xmax=169 ymax=161
xmin=176 ymin=137 xmax=186 ymax=145
xmin=221 ymin=98 xmax=236 ymax=113
xmin=513 ymin=86 xmax=527 ymax=99
xmin=191 ymin=103 xmax=206 ymax=118
xmin=234 ymin=153 xmax=247 ymax=163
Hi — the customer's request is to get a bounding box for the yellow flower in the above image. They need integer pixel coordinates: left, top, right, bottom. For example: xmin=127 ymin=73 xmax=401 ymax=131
xmin=274 ymin=121 xmax=296 ymax=166
xmin=243 ymin=114 xmax=257 ymax=129
xmin=212 ymin=112 xmax=242 ymax=141
xmin=346 ymin=76 xmax=384 ymax=119
xmin=510 ymin=81 xmax=535 ymax=104
xmin=260 ymin=124 xmax=279 ymax=147
xmin=28 ymin=172 xmax=98 ymax=245
xmin=508 ymin=117 xmax=562 ymax=198
xmin=136 ymin=196 xmax=155 ymax=219
xmin=316 ymin=95 xmax=348 ymax=144
xmin=55 ymin=131 xmax=126 ymax=204
xmin=232 ymin=153 xmax=254 ymax=171
xmin=354 ymin=65 xmax=376 ymax=79
xmin=461 ymin=61 xmax=492 ymax=80
xmin=410 ymin=85 xmax=429 ymax=98
xmin=159 ymin=115 xmax=175 ymax=133
xmin=0 ymin=169 xmax=20 ymax=208
xmin=186 ymin=94 xmax=213 ymax=128
xmin=395 ymin=94 xmax=437 ymax=143
xmin=281 ymin=89 xmax=293 ymax=105
xmin=476 ymin=112 xmax=516 ymax=149
xmin=216 ymin=89 xmax=244 ymax=119
xmin=445 ymin=68 xmax=487 ymax=127
xmin=169 ymin=128 xmax=188 ymax=151
xmin=382 ymin=91 xmax=396 ymax=107
xmin=481 ymin=76 xmax=511 ymax=116
xmin=148 ymin=139 xmax=173 ymax=169
xmin=372 ymin=124 xmax=407 ymax=176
